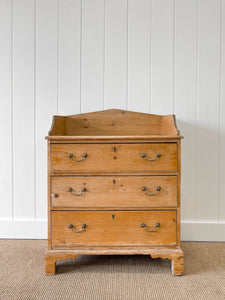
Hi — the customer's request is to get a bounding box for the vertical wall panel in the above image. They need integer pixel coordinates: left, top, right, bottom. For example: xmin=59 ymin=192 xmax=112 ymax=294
xmin=58 ymin=0 xmax=81 ymax=115
xmin=219 ymin=0 xmax=225 ymax=221
xmin=104 ymin=0 xmax=127 ymax=109
xmin=127 ymin=0 xmax=151 ymax=113
xmin=151 ymin=0 xmax=174 ymax=114
xmin=195 ymin=0 xmax=221 ymax=221
xmin=81 ymin=0 xmax=104 ymax=113
xmin=0 ymin=0 xmax=12 ymax=219
xmin=13 ymin=0 xmax=35 ymax=219
xmin=36 ymin=0 xmax=58 ymax=219
xmin=0 ymin=0 xmax=225 ymax=239
xmin=174 ymin=0 xmax=197 ymax=221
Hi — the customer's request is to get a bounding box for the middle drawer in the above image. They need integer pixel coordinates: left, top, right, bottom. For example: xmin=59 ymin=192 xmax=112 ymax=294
xmin=51 ymin=176 xmax=177 ymax=208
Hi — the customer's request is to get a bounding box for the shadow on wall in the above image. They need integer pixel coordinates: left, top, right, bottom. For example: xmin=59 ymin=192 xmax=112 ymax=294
xmin=176 ymin=118 xmax=224 ymax=222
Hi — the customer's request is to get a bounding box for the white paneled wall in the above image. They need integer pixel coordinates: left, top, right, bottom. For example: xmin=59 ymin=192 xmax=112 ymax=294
xmin=0 ymin=0 xmax=225 ymax=240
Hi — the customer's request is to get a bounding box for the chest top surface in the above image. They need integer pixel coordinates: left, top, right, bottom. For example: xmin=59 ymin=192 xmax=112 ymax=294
xmin=45 ymin=109 xmax=182 ymax=141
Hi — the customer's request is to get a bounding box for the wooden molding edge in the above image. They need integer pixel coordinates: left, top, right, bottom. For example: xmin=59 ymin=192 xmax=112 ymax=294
xmin=44 ymin=247 xmax=184 ymax=276
xmin=161 ymin=115 xmax=182 ymax=136
xmin=172 ymin=115 xmax=180 ymax=135
xmin=48 ymin=115 xmax=66 ymax=136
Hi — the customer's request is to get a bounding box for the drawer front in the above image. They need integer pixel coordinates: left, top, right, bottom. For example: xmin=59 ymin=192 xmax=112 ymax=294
xmin=50 ymin=143 xmax=177 ymax=173
xmin=51 ymin=176 xmax=177 ymax=208
xmin=51 ymin=211 xmax=177 ymax=248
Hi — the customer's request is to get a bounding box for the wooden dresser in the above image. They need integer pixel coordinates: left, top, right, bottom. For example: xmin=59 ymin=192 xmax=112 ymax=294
xmin=45 ymin=109 xmax=184 ymax=275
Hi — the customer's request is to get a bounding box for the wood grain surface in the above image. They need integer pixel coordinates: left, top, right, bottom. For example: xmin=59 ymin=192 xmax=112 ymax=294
xmin=50 ymin=143 xmax=177 ymax=173
xmin=51 ymin=210 xmax=177 ymax=248
xmin=46 ymin=110 xmax=183 ymax=275
xmin=51 ymin=175 xmax=177 ymax=208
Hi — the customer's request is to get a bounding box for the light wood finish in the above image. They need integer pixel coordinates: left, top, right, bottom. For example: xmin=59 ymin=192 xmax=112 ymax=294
xmin=47 ymin=135 xmax=183 ymax=142
xmin=51 ymin=176 xmax=177 ymax=208
xmin=45 ymin=109 xmax=184 ymax=275
xmin=51 ymin=143 xmax=177 ymax=173
xmin=47 ymin=109 xmax=182 ymax=138
xmin=48 ymin=115 xmax=66 ymax=136
xmin=47 ymin=140 xmax=51 ymax=249
xmin=51 ymin=210 xmax=177 ymax=248
xmin=66 ymin=110 xmax=162 ymax=136
xmin=171 ymin=254 xmax=184 ymax=276
xmin=45 ymin=253 xmax=78 ymax=275
xmin=162 ymin=115 xmax=180 ymax=135
xmin=44 ymin=247 xmax=184 ymax=275
xmin=47 ymin=109 xmax=178 ymax=137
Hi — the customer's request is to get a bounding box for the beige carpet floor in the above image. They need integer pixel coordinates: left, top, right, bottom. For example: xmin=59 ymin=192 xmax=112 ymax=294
xmin=0 ymin=241 xmax=225 ymax=300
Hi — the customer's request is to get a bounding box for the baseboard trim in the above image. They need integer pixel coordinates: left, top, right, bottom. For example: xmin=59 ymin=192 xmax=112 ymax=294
xmin=0 ymin=219 xmax=225 ymax=241
xmin=181 ymin=221 xmax=225 ymax=241
xmin=0 ymin=219 xmax=47 ymax=239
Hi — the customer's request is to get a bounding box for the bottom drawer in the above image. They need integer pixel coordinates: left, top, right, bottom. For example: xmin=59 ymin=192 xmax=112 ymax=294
xmin=51 ymin=211 xmax=177 ymax=248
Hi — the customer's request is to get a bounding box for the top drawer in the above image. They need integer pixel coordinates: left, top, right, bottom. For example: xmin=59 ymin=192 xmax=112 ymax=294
xmin=50 ymin=143 xmax=177 ymax=173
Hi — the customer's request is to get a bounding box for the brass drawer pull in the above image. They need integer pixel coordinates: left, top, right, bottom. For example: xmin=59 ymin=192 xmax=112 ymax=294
xmin=68 ymin=152 xmax=88 ymax=162
xmin=141 ymin=222 xmax=160 ymax=232
xmin=142 ymin=186 xmax=161 ymax=196
xmin=68 ymin=187 xmax=86 ymax=196
xmin=141 ymin=152 xmax=161 ymax=161
xmin=68 ymin=223 xmax=86 ymax=233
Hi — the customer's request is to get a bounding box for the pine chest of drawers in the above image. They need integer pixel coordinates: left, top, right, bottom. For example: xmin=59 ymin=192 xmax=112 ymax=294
xmin=45 ymin=109 xmax=184 ymax=275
